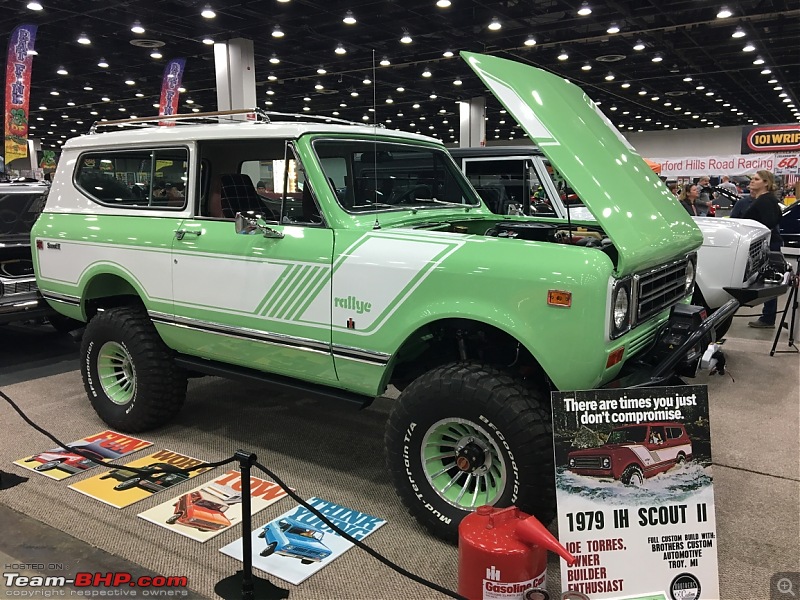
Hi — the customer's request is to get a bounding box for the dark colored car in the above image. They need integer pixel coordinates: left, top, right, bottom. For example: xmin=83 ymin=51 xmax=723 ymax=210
xmin=100 ymin=462 xmax=189 ymax=493
xmin=0 ymin=180 xmax=53 ymax=324
xmin=780 ymin=202 xmax=800 ymax=249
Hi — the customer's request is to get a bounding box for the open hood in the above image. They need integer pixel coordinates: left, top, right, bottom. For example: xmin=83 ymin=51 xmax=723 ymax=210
xmin=462 ymin=52 xmax=702 ymax=274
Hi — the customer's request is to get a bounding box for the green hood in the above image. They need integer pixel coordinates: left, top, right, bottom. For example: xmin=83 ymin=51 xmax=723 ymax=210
xmin=462 ymin=51 xmax=702 ymax=274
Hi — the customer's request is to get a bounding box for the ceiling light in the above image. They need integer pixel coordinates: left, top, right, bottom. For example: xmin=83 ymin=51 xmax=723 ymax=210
xmin=436 ymin=0 xmax=451 ymax=7
xmin=621 ymin=82 xmax=630 ymax=89
xmin=27 ymin=1 xmax=43 ymax=9
xmin=201 ymin=5 xmax=216 ymax=18
xmin=557 ymin=49 xmax=569 ymax=61
xmin=202 ymin=37 xmax=214 ymax=45
xmin=67 ymin=100 xmax=75 ymax=106
xmin=38 ymin=105 xmax=46 ymax=110
xmin=130 ymin=21 xmax=145 ymax=34
xmin=761 ymin=68 xmax=771 ymax=75
xmin=316 ymin=66 xmax=327 ymax=75
xmin=452 ymin=78 xmax=463 ymax=86
xmin=362 ymin=77 xmax=371 ymax=84
xmin=343 ymin=10 xmax=356 ymax=24
xmin=266 ymin=88 xmax=275 ymax=95
xmin=633 ymin=40 xmax=645 ymax=51
xmin=83 ymin=84 xmax=93 ymax=91
xmin=57 ymin=66 xmax=68 ymax=75
xmin=607 ymin=23 xmax=620 ymax=34
xmin=98 ymin=58 xmax=109 ymax=68
xmin=731 ymin=26 xmax=745 ymax=38
xmin=315 ymin=82 xmax=324 ymax=90
xmin=716 ymin=6 xmax=732 ymax=18
xmin=401 ymin=30 xmax=412 ymax=43
xmin=125 ymin=79 xmax=135 ymax=85
xmin=380 ymin=56 xmax=391 ymax=66
xmin=604 ymin=72 xmax=615 ymax=81
xmin=581 ymin=63 xmax=592 ymax=71
xmin=269 ymin=54 xmax=280 ymax=63
xmin=268 ymin=73 xmax=277 ymax=81
xmin=443 ymin=50 xmax=454 ymax=57
xmin=422 ymin=67 xmax=432 ymax=77
xmin=77 ymin=32 xmax=90 ymax=44
xmin=524 ymin=36 xmax=536 ymax=47
xmin=335 ymin=43 xmax=346 ymax=54
xmin=651 ymin=53 xmax=663 ymax=62
xmin=150 ymin=51 xmax=162 ymax=59
xmin=743 ymin=43 xmax=755 ymax=52
xmin=638 ymin=89 xmax=647 ymax=96
xmin=488 ymin=17 xmax=501 ymax=31
xmin=753 ymin=56 xmax=765 ymax=65
xmin=386 ymin=97 xmax=394 ymax=104
xmin=350 ymin=90 xmax=359 ymax=97
xmin=396 ymin=86 xmax=405 ymax=92
xmin=272 ymin=25 xmax=284 ymax=38
xmin=430 ymin=94 xmax=437 ymax=99
xmin=27 ymin=49 xmax=38 ymax=56
xmin=577 ymin=2 xmax=592 ymax=16
xmin=135 ymin=92 xmax=144 ymax=97
xmin=102 ymin=96 xmax=110 ymax=102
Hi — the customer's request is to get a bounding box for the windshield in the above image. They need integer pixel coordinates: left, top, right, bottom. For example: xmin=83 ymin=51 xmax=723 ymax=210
xmin=606 ymin=426 xmax=647 ymax=444
xmin=313 ymin=139 xmax=479 ymax=213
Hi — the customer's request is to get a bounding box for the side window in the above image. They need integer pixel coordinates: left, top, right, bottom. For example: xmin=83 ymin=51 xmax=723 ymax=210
xmin=75 ymin=148 xmax=188 ymax=209
xmin=463 ymin=158 xmax=543 ymax=215
xmin=666 ymin=427 xmax=683 ymax=440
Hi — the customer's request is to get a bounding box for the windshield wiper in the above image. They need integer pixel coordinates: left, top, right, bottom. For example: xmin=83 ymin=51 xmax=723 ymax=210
xmin=413 ymin=197 xmax=473 ymax=210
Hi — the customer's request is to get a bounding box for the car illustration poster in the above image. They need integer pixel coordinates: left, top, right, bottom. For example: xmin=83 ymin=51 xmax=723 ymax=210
xmin=219 ymin=497 xmax=386 ymax=585
xmin=14 ymin=430 xmax=152 ymax=481
xmin=68 ymin=449 xmax=211 ymax=508
xmin=551 ymin=385 xmax=719 ymax=600
xmin=137 ymin=469 xmax=288 ymax=542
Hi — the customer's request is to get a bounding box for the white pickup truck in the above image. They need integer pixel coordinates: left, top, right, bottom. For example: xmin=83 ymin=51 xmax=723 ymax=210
xmin=450 ymin=146 xmax=788 ymax=337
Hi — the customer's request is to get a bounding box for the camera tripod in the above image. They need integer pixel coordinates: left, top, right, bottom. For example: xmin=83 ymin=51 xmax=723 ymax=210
xmin=770 ymin=253 xmax=799 ymax=356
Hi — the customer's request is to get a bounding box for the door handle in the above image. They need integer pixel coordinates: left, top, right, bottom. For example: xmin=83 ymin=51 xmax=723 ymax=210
xmin=175 ymin=229 xmax=202 ymax=240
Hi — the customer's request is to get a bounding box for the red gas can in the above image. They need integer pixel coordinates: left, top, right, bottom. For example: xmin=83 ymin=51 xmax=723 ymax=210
xmin=458 ymin=505 xmax=576 ymax=600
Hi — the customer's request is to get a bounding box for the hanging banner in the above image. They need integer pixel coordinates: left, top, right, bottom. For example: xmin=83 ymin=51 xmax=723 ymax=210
xmin=158 ymin=58 xmax=186 ymax=125
xmin=649 ymin=154 xmax=776 ymax=178
xmin=741 ymin=124 xmax=800 ymax=153
xmin=4 ymin=24 xmax=37 ymax=165
xmin=551 ymin=385 xmax=720 ymax=600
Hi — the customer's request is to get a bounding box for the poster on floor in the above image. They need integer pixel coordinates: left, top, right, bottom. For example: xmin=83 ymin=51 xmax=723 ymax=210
xmin=14 ymin=430 xmax=152 ymax=481
xmin=219 ymin=497 xmax=386 ymax=585
xmin=551 ymin=385 xmax=719 ymax=600
xmin=137 ymin=469 xmax=288 ymax=542
xmin=68 ymin=448 xmax=211 ymax=508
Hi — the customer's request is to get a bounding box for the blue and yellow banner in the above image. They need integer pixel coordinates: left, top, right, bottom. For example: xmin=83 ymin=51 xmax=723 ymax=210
xmin=4 ymin=24 xmax=37 ymax=164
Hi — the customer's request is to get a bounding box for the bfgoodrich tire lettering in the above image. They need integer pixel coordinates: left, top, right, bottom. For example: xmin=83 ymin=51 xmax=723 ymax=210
xmin=80 ymin=306 xmax=187 ymax=432
xmin=385 ymin=362 xmax=555 ymax=542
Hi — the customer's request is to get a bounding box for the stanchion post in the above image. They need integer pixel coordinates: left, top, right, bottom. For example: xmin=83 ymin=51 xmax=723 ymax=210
xmin=235 ymin=450 xmax=258 ymax=600
xmin=770 ymin=255 xmax=800 ymax=356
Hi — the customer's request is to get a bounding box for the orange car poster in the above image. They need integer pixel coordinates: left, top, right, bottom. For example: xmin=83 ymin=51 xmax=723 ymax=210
xmin=68 ymin=449 xmax=211 ymax=509
xmin=137 ymin=470 xmax=288 ymax=542
xmin=14 ymin=430 xmax=152 ymax=481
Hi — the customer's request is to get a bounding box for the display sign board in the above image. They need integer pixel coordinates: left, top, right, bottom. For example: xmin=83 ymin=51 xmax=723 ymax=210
xmin=551 ymin=385 xmax=719 ymax=600
xmin=741 ymin=124 xmax=800 ymax=153
xmin=650 ymin=152 xmax=800 ymax=178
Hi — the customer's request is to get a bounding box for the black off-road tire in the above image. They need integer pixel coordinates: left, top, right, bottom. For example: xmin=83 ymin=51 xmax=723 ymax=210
xmin=385 ymin=362 xmax=555 ymax=542
xmin=80 ymin=306 xmax=187 ymax=432
xmin=166 ymin=513 xmax=181 ymax=525
xmin=621 ymin=465 xmax=644 ymax=486
xmin=260 ymin=542 xmax=277 ymax=557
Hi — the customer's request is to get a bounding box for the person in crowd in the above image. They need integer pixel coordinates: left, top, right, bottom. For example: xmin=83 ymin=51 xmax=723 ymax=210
xmin=744 ymin=170 xmax=784 ymax=328
xmin=729 ymin=194 xmax=753 ymax=218
xmin=696 ymin=175 xmax=714 ymax=216
xmin=678 ymin=183 xmax=699 ymax=215
xmin=256 ymin=181 xmax=270 ymax=198
xmin=667 ymin=182 xmax=679 ymax=197
xmin=718 ymin=175 xmax=738 ymax=196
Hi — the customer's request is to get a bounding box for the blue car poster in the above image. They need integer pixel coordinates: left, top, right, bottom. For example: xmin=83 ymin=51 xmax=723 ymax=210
xmin=551 ymin=385 xmax=719 ymax=600
xmin=14 ymin=430 xmax=152 ymax=480
xmin=219 ymin=497 xmax=386 ymax=585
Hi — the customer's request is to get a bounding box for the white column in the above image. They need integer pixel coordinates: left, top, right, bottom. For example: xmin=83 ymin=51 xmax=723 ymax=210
xmin=214 ymin=38 xmax=257 ymax=120
xmin=458 ymin=96 xmax=486 ymax=147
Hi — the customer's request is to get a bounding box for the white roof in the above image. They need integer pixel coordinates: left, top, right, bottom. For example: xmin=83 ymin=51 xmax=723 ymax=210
xmin=64 ymin=119 xmax=440 ymax=150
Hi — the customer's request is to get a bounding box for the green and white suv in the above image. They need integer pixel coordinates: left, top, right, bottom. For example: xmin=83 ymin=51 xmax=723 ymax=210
xmin=32 ymin=53 xmax=734 ymax=540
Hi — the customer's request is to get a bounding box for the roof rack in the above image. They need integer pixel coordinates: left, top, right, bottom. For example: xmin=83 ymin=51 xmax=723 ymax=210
xmin=89 ymin=108 xmax=379 ymax=134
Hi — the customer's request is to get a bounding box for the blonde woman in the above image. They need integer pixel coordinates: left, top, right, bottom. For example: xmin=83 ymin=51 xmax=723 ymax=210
xmin=678 ymin=183 xmax=699 ymax=216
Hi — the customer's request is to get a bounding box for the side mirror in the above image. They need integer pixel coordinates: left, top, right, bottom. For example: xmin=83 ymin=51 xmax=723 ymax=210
xmin=234 ymin=212 xmax=284 ymax=239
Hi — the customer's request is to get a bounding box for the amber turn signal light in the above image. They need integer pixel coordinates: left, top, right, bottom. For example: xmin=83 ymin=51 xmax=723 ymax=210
xmin=606 ymin=347 xmax=625 ymax=368
xmin=547 ymin=290 xmax=572 ymax=307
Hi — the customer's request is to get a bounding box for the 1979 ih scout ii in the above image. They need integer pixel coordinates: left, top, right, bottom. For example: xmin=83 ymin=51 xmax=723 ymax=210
xmin=32 ymin=52 xmax=735 ymax=540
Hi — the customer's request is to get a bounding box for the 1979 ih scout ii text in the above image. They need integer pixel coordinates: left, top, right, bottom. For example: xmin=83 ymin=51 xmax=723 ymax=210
xmin=32 ymin=52 xmax=735 ymax=540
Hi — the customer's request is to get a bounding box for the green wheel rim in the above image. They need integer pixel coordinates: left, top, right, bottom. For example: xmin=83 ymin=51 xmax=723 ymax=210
xmin=421 ymin=418 xmax=506 ymax=510
xmin=97 ymin=341 xmax=136 ymax=405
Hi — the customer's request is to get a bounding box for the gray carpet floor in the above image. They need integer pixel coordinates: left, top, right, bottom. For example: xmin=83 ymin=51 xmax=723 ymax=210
xmin=0 ymin=313 xmax=798 ymax=600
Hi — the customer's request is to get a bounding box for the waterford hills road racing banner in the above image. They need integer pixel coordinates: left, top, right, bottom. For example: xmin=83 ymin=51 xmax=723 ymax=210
xmin=4 ymin=24 xmax=37 ymax=165
xmin=551 ymin=385 xmax=719 ymax=600
xmin=14 ymin=430 xmax=151 ymax=481
xmin=137 ymin=469 xmax=287 ymax=542
xmin=69 ymin=449 xmax=211 ymax=508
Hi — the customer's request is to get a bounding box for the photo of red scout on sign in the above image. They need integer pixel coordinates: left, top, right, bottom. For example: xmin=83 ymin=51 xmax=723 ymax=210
xmin=551 ymin=385 xmax=719 ymax=600
xmin=68 ymin=449 xmax=211 ymax=508
xmin=14 ymin=430 xmax=152 ymax=480
xmin=137 ymin=470 xmax=288 ymax=542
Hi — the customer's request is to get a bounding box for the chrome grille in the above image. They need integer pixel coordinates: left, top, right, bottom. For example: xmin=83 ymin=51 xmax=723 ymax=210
xmin=572 ymin=456 xmax=603 ymax=469
xmin=744 ymin=237 xmax=770 ymax=283
xmin=635 ymin=258 xmax=690 ymax=323
xmin=0 ymin=280 xmax=37 ymax=297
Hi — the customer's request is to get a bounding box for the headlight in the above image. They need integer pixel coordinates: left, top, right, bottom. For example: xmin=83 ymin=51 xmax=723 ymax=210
xmin=569 ymin=458 xmax=576 ymax=468
xmin=684 ymin=259 xmax=695 ymax=294
xmin=611 ymin=283 xmax=630 ymax=337
xmin=602 ymin=457 xmax=611 ymax=469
